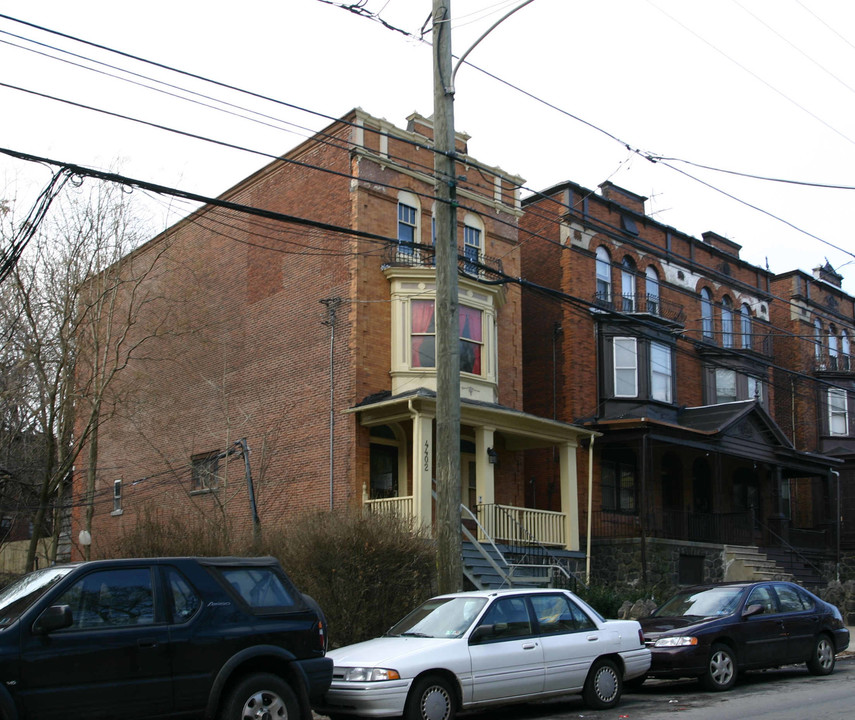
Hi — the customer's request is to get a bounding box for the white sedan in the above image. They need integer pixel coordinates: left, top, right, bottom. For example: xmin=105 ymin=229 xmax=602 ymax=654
xmin=315 ymin=588 xmax=650 ymax=720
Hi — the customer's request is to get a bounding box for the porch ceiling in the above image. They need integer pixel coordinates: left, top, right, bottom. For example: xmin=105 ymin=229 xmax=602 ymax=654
xmin=346 ymin=388 xmax=599 ymax=450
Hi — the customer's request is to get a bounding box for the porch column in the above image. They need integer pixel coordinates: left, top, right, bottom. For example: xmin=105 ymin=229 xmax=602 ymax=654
xmin=411 ymin=410 xmax=435 ymax=532
xmin=474 ymin=426 xmax=496 ymax=506
xmin=558 ymin=440 xmax=580 ymax=551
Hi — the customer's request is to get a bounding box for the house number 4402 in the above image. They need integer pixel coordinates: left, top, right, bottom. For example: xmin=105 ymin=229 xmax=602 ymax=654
xmin=424 ymin=441 xmax=430 ymax=472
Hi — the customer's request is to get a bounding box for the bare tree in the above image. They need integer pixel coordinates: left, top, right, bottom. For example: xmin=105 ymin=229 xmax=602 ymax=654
xmin=1 ymin=173 xmax=170 ymax=568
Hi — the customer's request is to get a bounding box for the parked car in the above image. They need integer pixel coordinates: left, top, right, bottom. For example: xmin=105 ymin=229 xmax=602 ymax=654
xmin=0 ymin=556 xmax=332 ymax=720
xmin=315 ymin=587 xmax=650 ymax=719
xmin=637 ymin=581 xmax=850 ymax=691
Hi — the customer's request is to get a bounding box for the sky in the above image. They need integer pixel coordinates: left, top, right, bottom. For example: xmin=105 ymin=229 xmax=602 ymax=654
xmin=1 ymin=0 xmax=855 ymax=293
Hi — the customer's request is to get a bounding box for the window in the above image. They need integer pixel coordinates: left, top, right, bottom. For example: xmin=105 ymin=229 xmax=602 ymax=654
xmin=112 ymin=480 xmax=122 ymax=514
xmin=463 ymin=219 xmax=482 ymax=276
xmin=166 ymin=567 xmax=201 ymax=622
xmin=814 ymin=318 xmax=823 ymax=361
xmin=843 ymin=330 xmax=851 ymax=370
xmin=829 ymin=325 xmax=839 ymax=369
xmin=397 ymin=201 xmax=417 ymax=253
xmin=478 ymin=597 xmax=532 ymax=639
xmin=602 ymin=450 xmax=637 ymax=513
xmin=715 ymin=368 xmax=738 ymax=403
xmin=459 ymin=305 xmax=483 ymax=374
xmin=721 ymin=296 xmax=733 ymax=348
xmin=530 ymin=594 xmax=595 ymax=634
xmin=219 ymin=566 xmax=298 ymax=610
xmin=411 ymin=299 xmax=482 ymax=375
xmin=746 ymin=585 xmax=777 ymax=615
xmin=621 ymin=256 xmax=636 ymax=312
xmin=55 ymin=568 xmax=155 ymax=629
xmin=779 ymin=478 xmax=791 ymax=519
xmin=192 ymin=452 xmax=221 ymax=491
xmin=747 ymin=375 xmax=764 ymax=402
xmin=645 ymin=266 xmax=660 ymax=315
xmin=596 ymin=247 xmax=612 ymax=303
xmin=775 ymin=584 xmax=808 ymax=613
xmin=701 ymin=288 xmax=714 ymax=340
xmin=740 ymin=303 xmax=752 ymax=349
xmin=828 ymin=388 xmax=848 ymax=436
xmin=613 ymin=337 xmax=638 ymax=397
xmin=650 ymin=342 xmax=673 ymax=403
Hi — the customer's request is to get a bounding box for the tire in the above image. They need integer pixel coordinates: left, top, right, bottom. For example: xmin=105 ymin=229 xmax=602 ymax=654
xmin=583 ymin=658 xmax=622 ymax=710
xmin=806 ymin=634 xmax=836 ymax=676
xmin=219 ymin=672 xmax=299 ymax=720
xmin=702 ymin=643 xmax=737 ymax=692
xmin=404 ymin=674 xmax=456 ymax=720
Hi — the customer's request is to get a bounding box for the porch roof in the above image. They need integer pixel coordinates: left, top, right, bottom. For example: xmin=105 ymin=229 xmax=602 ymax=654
xmin=347 ymin=388 xmax=599 ymax=450
xmin=593 ymin=399 xmax=840 ymax=477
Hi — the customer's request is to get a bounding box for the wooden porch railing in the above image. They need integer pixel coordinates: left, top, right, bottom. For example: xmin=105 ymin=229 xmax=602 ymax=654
xmin=363 ymin=495 xmax=414 ymax=520
xmin=477 ymin=504 xmax=566 ymax=547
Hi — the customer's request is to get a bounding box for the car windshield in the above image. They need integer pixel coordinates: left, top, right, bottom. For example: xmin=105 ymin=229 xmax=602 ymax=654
xmin=0 ymin=565 xmax=76 ymax=626
xmin=386 ymin=596 xmax=488 ymax=639
xmin=654 ymin=586 xmax=746 ymax=618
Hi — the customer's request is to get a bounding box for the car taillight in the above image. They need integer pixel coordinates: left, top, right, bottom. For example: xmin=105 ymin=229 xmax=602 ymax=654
xmin=318 ymin=619 xmax=327 ymax=652
xmin=638 ymin=629 xmax=645 ymax=646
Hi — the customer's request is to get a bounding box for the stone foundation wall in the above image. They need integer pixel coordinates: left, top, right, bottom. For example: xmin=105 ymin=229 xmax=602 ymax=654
xmin=589 ymin=538 xmax=726 ymax=587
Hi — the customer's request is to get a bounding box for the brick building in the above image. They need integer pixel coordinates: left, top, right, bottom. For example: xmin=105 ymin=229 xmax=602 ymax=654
xmin=521 ymin=180 xmax=840 ymax=585
xmin=74 ymin=110 xmax=595 ymax=580
xmin=770 ymin=264 xmax=855 ymax=556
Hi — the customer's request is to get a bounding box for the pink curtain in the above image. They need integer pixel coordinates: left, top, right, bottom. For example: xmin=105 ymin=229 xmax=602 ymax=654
xmin=459 ymin=306 xmax=482 ymax=374
xmin=411 ymin=300 xmax=435 ymax=367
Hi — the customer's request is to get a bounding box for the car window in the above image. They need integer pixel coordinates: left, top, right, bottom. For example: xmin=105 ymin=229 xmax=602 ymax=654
xmin=774 ymin=585 xmax=808 ymax=613
xmin=530 ymin=594 xmax=595 ymax=634
xmin=387 ymin=597 xmax=487 ymax=638
xmin=166 ymin=567 xmax=201 ymax=622
xmin=0 ymin=566 xmax=75 ymax=627
xmin=796 ymin=587 xmax=816 ymax=611
xmin=219 ymin=567 xmax=297 ymax=609
xmin=746 ymin=585 xmax=778 ymax=615
xmin=478 ymin=597 xmax=532 ymax=639
xmin=54 ymin=568 xmax=155 ymax=630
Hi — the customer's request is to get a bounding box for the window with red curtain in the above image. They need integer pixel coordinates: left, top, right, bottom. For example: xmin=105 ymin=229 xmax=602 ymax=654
xmin=459 ymin=305 xmax=482 ymax=375
xmin=411 ymin=300 xmax=436 ymax=368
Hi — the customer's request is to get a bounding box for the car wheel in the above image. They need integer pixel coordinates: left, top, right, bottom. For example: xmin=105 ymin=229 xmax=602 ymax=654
xmin=582 ymin=658 xmax=622 ymax=710
xmin=404 ymin=675 xmax=456 ymax=720
xmin=219 ymin=672 xmax=299 ymax=720
xmin=806 ymin=634 xmax=836 ymax=676
xmin=702 ymin=643 xmax=737 ymax=691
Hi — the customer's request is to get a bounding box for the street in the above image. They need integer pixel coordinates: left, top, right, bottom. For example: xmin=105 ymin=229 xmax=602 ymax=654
xmin=459 ymin=656 xmax=854 ymax=720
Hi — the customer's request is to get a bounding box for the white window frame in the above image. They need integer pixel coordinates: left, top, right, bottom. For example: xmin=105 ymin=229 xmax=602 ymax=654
xmin=396 ymin=191 xmax=421 ymax=256
xmin=621 ymin=257 xmax=636 ymax=312
xmin=596 ymin=247 xmax=612 ymax=303
xmin=721 ymin=297 xmax=733 ymax=348
xmin=701 ymin=288 xmax=714 ymax=340
xmin=715 ymin=368 xmax=738 ymax=404
xmin=740 ymin=303 xmax=752 ymax=349
xmin=462 ymin=212 xmax=484 ymax=277
xmin=650 ymin=342 xmax=672 ymax=403
xmin=112 ymin=479 xmax=123 ymax=515
xmin=613 ymin=337 xmax=638 ymax=397
xmin=645 ymin=266 xmax=660 ymax=314
xmin=828 ymin=388 xmax=848 ymax=436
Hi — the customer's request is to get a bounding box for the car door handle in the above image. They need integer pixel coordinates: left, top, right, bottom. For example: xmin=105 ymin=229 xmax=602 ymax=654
xmin=138 ymin=639 xmax=161 ymax=649
xmin=587 ymin=635 xmax=599 ymax=642
xmin=522 ymin=643 xmax=537 ymax=650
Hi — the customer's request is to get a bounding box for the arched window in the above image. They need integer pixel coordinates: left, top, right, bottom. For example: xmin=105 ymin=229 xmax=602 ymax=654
xmin=701 ymin=288 xmax=714 ymax=340
xmin=621 ymin=256 xmax=636 ymax=312
xmin=462 ymin=213 xmax=484 ymax=276
xmin=814 ymin=318 xmax=823 ymax=361
xmin=740 ymin=303 xmax=752 ymax=349
xmin=721 ymin=296 xmax=733 ymax=348
xmin=396 ymin=191 xmax=421 ymax=257
xmin=596 ymin=247 xmax=612 ymax=304
xmin=829 ymin=324 xmax=839 ymax=369
xmin=645 ymin=266 xmax=660 ymax=315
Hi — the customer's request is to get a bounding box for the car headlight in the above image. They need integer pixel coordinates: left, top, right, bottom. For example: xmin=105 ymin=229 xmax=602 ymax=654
xmin=654 ymin=636 xmax=698 ymax=647
xmin=341 ymin=667 xmax=401 ymax=682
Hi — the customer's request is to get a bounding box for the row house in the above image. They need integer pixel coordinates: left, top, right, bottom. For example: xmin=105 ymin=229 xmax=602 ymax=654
xmin=771 ymin=265 xmax=855 ymax=555
xmin=74 ymin=110 xmax=595 ymax=585
xmin=520 ymin=181 xmax=840 ymax=585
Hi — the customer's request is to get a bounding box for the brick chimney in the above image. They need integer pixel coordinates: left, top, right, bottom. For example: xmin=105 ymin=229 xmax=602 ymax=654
xmin=598 ymin=181 xmax=647 ymax=215
xmin=702 ymin=231 xmax=741 ymax=258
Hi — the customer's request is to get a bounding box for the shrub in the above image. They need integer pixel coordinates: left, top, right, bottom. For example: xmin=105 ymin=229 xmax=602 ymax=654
xmin=576 ymin=581 xmax=670 ymax=619
xmin=266 ymin=511 xmax=437 ymax=648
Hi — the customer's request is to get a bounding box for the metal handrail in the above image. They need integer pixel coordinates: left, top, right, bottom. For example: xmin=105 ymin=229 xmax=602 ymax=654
xmin=755 ymin=517 xmax=826 ymax=579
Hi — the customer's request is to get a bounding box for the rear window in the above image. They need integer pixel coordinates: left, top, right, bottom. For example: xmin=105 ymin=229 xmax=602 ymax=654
xmin=218 ymin=567 xmax=300 ymax=610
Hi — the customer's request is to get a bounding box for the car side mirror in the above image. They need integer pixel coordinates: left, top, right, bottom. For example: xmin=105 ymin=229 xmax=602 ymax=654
xmin=469 ymin=624 xmax=495 ymax=644
xmin=743 ymin=603 xmax=764 ymax=618
xmin=33 ymin=605 xmax=73 ymax=635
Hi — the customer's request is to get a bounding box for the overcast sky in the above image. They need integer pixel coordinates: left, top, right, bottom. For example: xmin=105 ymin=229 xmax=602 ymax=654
xmin=2 ymin=0 xmax=854 ymax=293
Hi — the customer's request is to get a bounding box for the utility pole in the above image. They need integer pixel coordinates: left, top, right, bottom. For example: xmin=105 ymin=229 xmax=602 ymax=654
xmin=433 ymin=0 xmax=463 ymax=594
